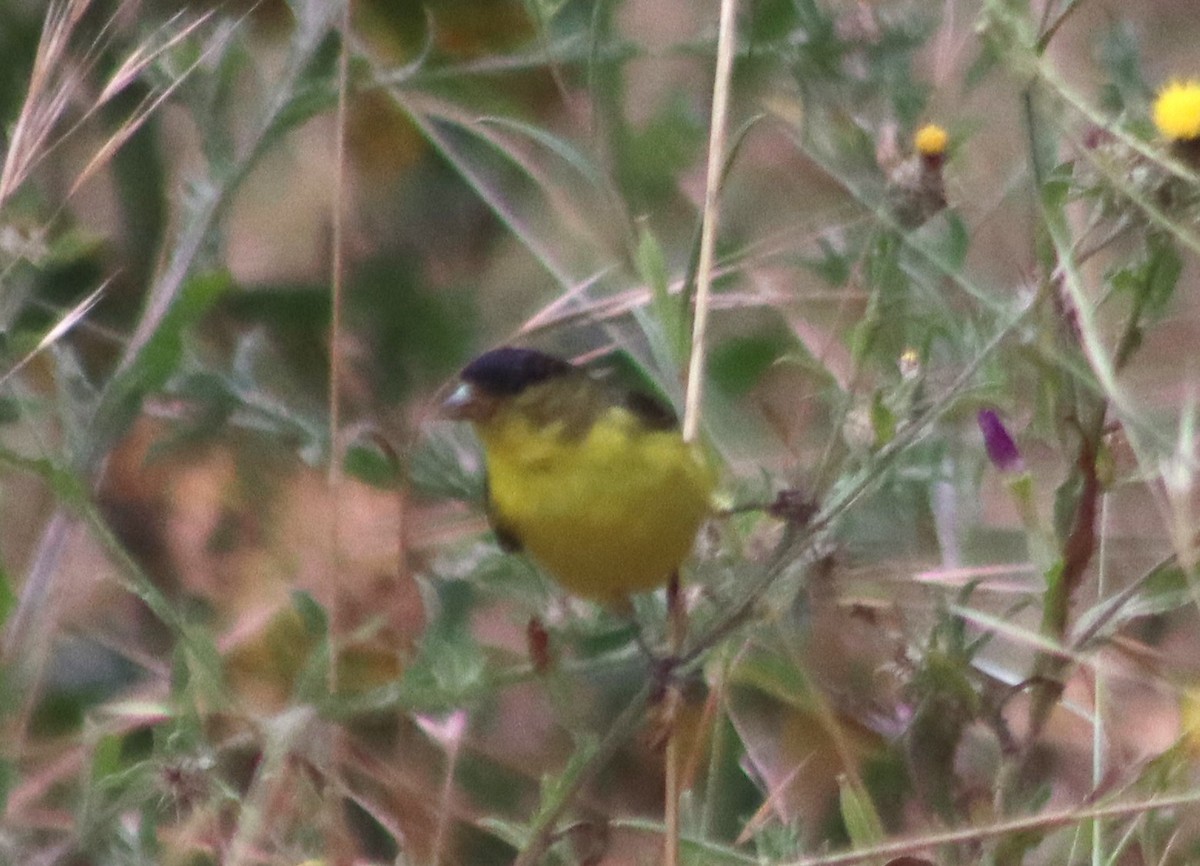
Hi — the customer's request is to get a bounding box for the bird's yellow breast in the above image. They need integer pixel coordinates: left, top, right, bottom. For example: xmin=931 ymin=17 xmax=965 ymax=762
xmin=476 ymin=404 xmax=714 ymax=603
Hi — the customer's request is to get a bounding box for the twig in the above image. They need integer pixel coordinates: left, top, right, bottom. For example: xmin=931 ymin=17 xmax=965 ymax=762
xmin=671 ymin=5 xmax=738 ymax=864
xmin=1091 ymin=492 xmax=1111 ymax=866
xmin=326 ymin=0 xmax=352 ymax=697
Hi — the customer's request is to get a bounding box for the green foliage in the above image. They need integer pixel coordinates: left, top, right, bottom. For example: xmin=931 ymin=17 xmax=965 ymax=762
xmin=348 ymin=252 xmax=476 ymax=404
xmin=618 ymin=95 xmax=705 ymax=211
xmin=1097 ymin=19 xmax=1148 ymax=116
xmin=708 ymin=330 xmax=792 ymax=398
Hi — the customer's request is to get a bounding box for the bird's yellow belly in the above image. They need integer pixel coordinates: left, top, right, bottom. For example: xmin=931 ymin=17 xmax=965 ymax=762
xmin=484 ymin=414 xmax=713 ymax=602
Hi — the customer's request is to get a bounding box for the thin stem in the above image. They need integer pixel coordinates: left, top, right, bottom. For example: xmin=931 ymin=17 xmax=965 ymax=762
xmin=330 ymin=7 xmax=349 ymax=488
xmin=1091 ymin=492 xmax=1111 ymax=866
xmin=664 ymin=576 xmax=685 ymax=866
xmin=682 ymin=0 xmax=738 ymax=445
xmin=326 ymin=0 xmax=351 ymax=697
xmin=672 ymin=3 xmax=737 ymax=860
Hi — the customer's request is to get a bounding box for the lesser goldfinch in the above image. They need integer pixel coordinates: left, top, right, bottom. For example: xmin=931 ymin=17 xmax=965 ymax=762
xmin=444 ymin=347 xmax=715 ymax=604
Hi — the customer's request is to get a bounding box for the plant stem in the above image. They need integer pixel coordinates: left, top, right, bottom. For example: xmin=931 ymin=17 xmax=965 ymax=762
xmin=682 ymin=0 xmax=738 ymax=445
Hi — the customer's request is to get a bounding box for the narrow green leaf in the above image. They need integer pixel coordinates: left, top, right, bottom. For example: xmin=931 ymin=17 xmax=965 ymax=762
xmin=871 ymin=390 xmax=897 ymax=448
xmin=477 ymin=115 xmax=608 ymax=189
xmin=344 ymin=438 xmax=403 ymax=489
xmin=1096 ymin=19 xmax=1146 ymax=114
xmin=0 ymin=563 xmax=14 ymax=628
xmin=924 ymin=211 xmax=970 ymax=271
xmin=292 ymin=589 xmax=329 ymax=637
xmin=92 ymin=270 xmax=232 ymax=458
xmin=291 ymin=591 xmax=331 ymax=703
xmin=838 ymin=775 xmax=886 ymax=852
xmin=709 ymin=333 xmax=792 ymax=398
xmin=91 ymin=732 xmax=124 ymax=783
xmin=637 ymin=221 xmax=686 ymax=361
xmin=531 ymin=734 xmax=600 ymax=827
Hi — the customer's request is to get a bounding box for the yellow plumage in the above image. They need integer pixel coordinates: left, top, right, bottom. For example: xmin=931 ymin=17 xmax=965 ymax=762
xmin=445 ymin=348 xmax=714 ymax=604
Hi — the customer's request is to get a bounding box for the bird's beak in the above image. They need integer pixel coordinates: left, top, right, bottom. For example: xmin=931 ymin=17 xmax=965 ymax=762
xmin=442 ymin=382 xmax=475 ymax=419
xmin=442 ymin=382 xmax=494 ymax=421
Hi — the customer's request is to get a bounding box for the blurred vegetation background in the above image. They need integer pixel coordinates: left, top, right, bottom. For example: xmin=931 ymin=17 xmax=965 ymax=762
xmin=2 ymin=0 xmax=1200 ymax=864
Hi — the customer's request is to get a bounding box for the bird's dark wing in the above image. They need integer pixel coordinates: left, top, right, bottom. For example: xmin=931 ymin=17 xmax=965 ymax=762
xmin=580 ymin=350 xmax=680 ymax=432
xmin=490 ymin=517 xmax=523 ymax=553
xmin=621 ymin=389 xmax=679 ymax=432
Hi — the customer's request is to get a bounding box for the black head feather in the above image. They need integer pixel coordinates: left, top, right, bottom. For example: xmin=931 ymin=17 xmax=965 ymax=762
xmin=459 ymin=347 xmax=573 ymax=396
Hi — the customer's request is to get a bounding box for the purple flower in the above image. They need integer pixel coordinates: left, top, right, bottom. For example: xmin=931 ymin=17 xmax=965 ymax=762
xmin=978 ymin=410 xmax=1023 ymax=473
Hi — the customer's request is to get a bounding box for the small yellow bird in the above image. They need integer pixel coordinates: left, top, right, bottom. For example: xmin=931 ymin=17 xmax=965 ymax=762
xmin=444 ymin=347 xmax=715 ymax=604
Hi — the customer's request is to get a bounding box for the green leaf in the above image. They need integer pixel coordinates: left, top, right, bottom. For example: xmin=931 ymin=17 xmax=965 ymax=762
xmin=923 ymin=211 xmax=970 ymax=272
xmin=727 ymin=645 xmax=818 ymax=712
xmin=93 ymin=270 xmax=232 ymax=457
xmin=616 ymin=94 xmax=703 ymax=208
xmin=170 ymin=643 xmax=191 ymax=697
xmin=478 ymin=115 xmax=609 ymax=190
xmin=637 ymin=222 xmax=687 ymax=362
xmin=1096 ymin=19 xmax=1146 ymax=115
xmin=838 ymin=775 xmax=886 ymax=850
xmin=400 ymin=579 xmax=487 ymax=704
xmin=0 ymin=758 xmax=13 ymax=815
xmin=177 ymin=622 xmax=228 ymax=708
xmin=709 ymin=333 xmax=792 ymax=398
xmin=871 ymin=390 xmax=896 ymax=448
xmin=423 ymin=631 xmax=486 ymax=702
xmin=1052 ymin=468 xmax=1083 ymax=548
xmin=850 ymin=289 xmax=882 ymax=365
xmin=51 ymin=342 xmax=100 ymax=464
xmin=1040 ymin=165 xmax=1073 ymax=211
xmin=138 ymin=270 xmax=233 ymax=393
xmin=0 ymin=564 xmax=14 ymax=628
xmin=803 ymin=237 xmax=853 ymax=287
xmin=347 ymin=255 xmax=474 ymax=406
xmin=291 ymin=591 xmax=331 ymax=703
xmin=408 ymin=424 xmax=486 ymax=502
xmin=344 ymin=437 xmax=403 ymax=489
xmin=91 ymin=732 xmax=124 ymax=782
xmin=0 ymin=397 xmax=21 ymax=424
xmin=42 ymin=227 xmax=104 ymax=269
xmin=264 ymin=79 xmax=338 ymax=148
xmin=476 ymin=817 xmax=529 ymax=851
xmin=255 ymin=28 xmax=340 ymax=152
xmin=522 ymin=0 xmax=571 ymax=25
xmin=292 ymin=590 xmax=329 ymax=637
xmin=1072 ymin=563 xmax=1190 ymax=641
xmin=530 ymin=734 xmax=600 ymax=827
xmin=1111 ymin=234 xmax=1182 ymax=323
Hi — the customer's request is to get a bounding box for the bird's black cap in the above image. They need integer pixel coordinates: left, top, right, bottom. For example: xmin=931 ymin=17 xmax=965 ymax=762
xmin=459 ymin=347 xmax=573 ymax=396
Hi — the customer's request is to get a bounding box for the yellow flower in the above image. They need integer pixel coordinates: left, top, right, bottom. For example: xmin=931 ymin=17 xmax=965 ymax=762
xmin=1153 ymin=79 xmax=1200 ymax=142
xmin=914 ymin=123 xmax=948 ymax=157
